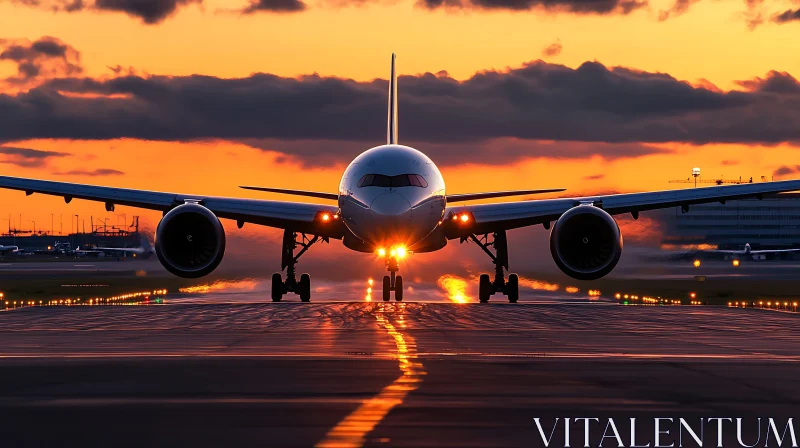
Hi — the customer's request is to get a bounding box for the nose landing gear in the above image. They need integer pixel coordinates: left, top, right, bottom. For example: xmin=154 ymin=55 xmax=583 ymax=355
xmin=271 ymin=230 xmax=323 ymax=302
xmin=382 ymin=256 xmax=404 ymax=302
xmin=467 ymin=230 xmax=519 ymax=303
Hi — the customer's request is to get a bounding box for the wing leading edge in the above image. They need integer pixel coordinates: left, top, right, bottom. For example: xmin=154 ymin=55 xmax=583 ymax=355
xmin=0 ymin=175 xmax=343 ymax=238
xmin=446 ymin=180 xmax=800 ymax=238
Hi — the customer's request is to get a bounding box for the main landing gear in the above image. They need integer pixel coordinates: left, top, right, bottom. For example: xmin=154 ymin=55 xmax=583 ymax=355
xmin=272 ymin=230 xmax=323 ymax=302
xmin=467 ymin=230 xmax=519 ymax=303
xmin=382 ymin=256 xmax=404 ymax=302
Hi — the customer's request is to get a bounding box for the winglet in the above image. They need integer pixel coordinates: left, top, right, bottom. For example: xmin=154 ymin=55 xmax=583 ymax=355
xmin=387 ymin=53 xmax=398 ymax=145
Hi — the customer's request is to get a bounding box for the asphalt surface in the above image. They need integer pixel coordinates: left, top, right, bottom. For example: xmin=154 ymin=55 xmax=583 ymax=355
xmin=0 ymin=300 xmax=799 ymax=447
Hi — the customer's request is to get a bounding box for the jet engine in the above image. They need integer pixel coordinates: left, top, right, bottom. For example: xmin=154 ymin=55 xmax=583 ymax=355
xmin=549 ymin=205 xmax=623 ymax=280
xmin=155 ymin=203 xmax=226 ymax=278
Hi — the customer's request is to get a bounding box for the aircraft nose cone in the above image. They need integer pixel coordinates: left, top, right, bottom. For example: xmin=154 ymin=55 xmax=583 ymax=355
xmin=370 ymin=193 xmax=412 ymax=228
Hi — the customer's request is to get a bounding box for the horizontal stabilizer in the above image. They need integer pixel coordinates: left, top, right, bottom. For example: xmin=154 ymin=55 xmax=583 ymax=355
xmin=240 ymin=186 xmax=338 ymax=201
xmin=446 ymin=189 xmax=566 ymax=203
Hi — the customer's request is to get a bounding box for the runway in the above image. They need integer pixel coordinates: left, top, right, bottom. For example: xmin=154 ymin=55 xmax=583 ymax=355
xmin=1 ymin=299 xmax=799 ymax=447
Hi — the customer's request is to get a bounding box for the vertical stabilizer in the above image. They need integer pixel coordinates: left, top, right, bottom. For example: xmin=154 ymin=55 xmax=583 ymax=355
xmin=387 ymin=53 xmax=398 ymax=145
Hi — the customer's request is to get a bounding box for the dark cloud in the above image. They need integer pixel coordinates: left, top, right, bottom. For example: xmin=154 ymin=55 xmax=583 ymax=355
xmin=241 ymin=138 xmax=670 ymax=166
xmin=417 ymin=0 xmax=646 ymax=15
xmin=773 ymin=165 xmax=800 ymax=177
xmin=53 ymin=168 xmax=125 ymax=176
xmin=240 ymin=0 xmax=306 ymax=13
xmin=3 ymin=59 xmax=800 ymax=165
xmin=93 ymin=0 xmax=201 ymax=23
xmin=7 ymin=0 xmax=199 ymax=24
xmin=583 ymin=174 xmax=605 ymax=180
xmin=774 ymin=8 xmax=800 ymax=23
xmin=541 ymin=39 xmax=562 ymax=57
xmin=0 ymin=37 xmax=82 ymax=84
xmin=0 ymin=146 xmax=68 ymax=168
xmin=735 ymin=71 xmax=800 ymax=94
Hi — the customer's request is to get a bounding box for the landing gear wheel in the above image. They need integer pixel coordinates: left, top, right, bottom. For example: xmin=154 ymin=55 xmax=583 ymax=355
xmin=479 ymin=274 xmax=491 ymax=303
xmin=507 ymin=273 xmax=519 ymax=303
xmin=395 ymin=276 xmax=403 ymax=302
xmin=299 ymin=273 xmax=311 ymax=302
xmin=382 ymin=276 xmax=391 ymax=302
xmin=271 ymin=273 xmax=284 ymax=302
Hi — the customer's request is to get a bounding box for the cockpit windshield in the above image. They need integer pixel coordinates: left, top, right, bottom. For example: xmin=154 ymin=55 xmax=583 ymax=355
xmin=358 ymin=174 xmax=428 ymax=188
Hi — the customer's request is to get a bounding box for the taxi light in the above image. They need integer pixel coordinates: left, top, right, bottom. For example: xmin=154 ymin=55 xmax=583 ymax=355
xmin=377 ymin=247 xmax=386 ymax=257
xmin=322 ymin=213 xmax=330 ymax=222
xmin=460 ymin=213 xmax=469 ymax=223
xmin=732 ymin=259 xmax=740 ymax=267
xmin=390 ymin=248 xmax=397 ymax=257
xmin=693 ymin=259 xmax=701 ymax=268
xmin=396 ymin=246 xmax=407 ymax=259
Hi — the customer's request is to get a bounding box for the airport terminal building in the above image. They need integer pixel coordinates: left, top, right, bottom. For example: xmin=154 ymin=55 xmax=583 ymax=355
xmin=659 ymin=193 xmax=800 ymax=249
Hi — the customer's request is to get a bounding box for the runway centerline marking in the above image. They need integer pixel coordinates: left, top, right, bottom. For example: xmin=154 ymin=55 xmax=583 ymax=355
xmin=316 ymin=303 xmax=425 ymax=448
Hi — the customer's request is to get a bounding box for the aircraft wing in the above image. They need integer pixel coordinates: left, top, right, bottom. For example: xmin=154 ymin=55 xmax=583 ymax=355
xmin=750 ymin=249 xmax=800 ymax=254
xmin=0 ymin=176 xmax=344 ymax=238
xmin=445 ymin=180 xmax=800 ymax=237
xmin=446 ymin=189 xmax=566 ymax=203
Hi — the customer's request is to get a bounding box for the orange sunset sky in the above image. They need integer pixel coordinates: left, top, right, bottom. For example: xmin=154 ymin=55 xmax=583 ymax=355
xmin=1 ymin=0 xmax=800 ymax=253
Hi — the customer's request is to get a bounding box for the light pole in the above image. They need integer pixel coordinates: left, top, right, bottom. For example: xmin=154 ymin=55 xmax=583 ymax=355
xmin=28 ymin=220 xmax=35 ymax=235
xmin=51 ymin=213 xmax=54 ymax=236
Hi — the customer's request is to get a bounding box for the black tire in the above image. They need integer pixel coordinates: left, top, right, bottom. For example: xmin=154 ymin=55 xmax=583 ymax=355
xmin=382 ymin=276 xmax=391 ymax=302
xmin=507 ymin=273 xmax=519 ymax=303
xmin=299 ymin=273 xmax=311 ymax=302
xmin=479 ymin=274 xmax=491 ymax=303
xmin=395 ymin=276 xmax=403 ymax=302
xmin=271 ymin=273 xmax=283 ymax=302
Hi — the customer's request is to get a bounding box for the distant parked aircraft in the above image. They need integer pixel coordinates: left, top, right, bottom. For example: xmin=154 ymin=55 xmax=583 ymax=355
xmin=74 ymin=246 xmax=154 ymax=258
xmin=0 ymin=245 xmax=19 ymax=255
xmin=706 ymin=243 xmax=800 ymax=261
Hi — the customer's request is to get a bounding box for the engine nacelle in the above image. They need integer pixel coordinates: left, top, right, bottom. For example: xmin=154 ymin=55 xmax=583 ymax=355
xmin=155 ymin=203 xmax=226 ymax=278
xmin=549 ymin=205 xmax=623 ymax=280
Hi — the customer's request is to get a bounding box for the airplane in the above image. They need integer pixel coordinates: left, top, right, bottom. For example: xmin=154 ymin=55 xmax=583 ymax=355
xmin=679 ymin=243 xmax=800 ymax=261
xmin=73 ymin=245 xmax=155 ymax=258
xmin=3 ymin=54 xmax=800 ymax=303
xmin=0 ymin=245 xmax=20 ymax=255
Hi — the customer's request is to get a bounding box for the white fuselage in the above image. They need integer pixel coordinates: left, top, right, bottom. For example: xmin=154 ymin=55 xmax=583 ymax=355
xmin=338 ymin=144 xmax=446 ymax=250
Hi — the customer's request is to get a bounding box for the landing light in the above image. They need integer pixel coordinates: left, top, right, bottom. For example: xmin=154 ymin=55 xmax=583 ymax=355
xmin=396 ymin=246 xmax=407 ymax=259
xmin=693 ymin=259 xmax=701 ymax=268
xmin=322 ymin=213 xmax=331 ymax=222
xmin=460 ymin=214 xmax=470 ymax=223
xmin=732 ymin=259 xmax=740 ymax=267
xmin=377 ymin=248 xmax=386 ymax=257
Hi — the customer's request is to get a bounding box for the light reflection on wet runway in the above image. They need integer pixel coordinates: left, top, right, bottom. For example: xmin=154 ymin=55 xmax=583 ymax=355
xmin=1 ymin=301 xmax=799 ymax=360
xmin=316 ymin=304 xmax=425 ymax=448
